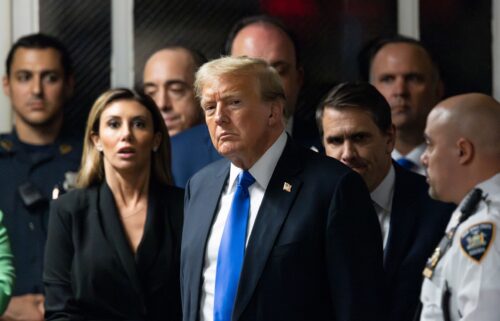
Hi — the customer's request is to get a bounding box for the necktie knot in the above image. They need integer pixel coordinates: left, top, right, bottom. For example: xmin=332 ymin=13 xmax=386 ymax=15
xmin=237 ymin=170 xmax=255 ymax=190
xmin=396 ymin=157 xmax=416 ymax=171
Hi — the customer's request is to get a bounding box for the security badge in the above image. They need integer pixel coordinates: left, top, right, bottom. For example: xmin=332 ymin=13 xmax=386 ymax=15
xmin=460 ymin=222 xmax=495 ymax=263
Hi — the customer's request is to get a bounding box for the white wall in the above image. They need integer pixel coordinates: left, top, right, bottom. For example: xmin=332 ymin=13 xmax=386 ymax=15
xmin=0 ymin=1 xmax=12 ymax=132
xmin=0 ymin=0 xmax=39 ymax=133
xmin=111 ymin=0 xmax=134 ymax=88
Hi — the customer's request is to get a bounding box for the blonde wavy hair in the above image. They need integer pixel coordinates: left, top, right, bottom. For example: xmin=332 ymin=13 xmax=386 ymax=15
xmin=194 ymin=56 xmax=286 ymax=108
xmin=76 ymin=88 xmax=172 ymax=188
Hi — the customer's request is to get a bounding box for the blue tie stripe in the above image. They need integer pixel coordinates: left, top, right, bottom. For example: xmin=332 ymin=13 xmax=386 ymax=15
xmin=214 ymin=171 xmax=255 ymax=321
xmin=396 ymin=157 xmax=416 ymax=171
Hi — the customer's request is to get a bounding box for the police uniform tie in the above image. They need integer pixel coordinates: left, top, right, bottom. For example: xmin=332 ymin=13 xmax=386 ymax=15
xmin=214 ymin=170 xmax=255 ymax=321
xmin=396 ymin=157 xmax=416 ymax=171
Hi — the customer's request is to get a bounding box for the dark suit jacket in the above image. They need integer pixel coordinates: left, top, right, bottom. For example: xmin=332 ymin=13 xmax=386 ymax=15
xmin=171 ymin=124 xmax=222 ymax=188
xmin=44 ymin=181 xmax=183 ymax=321
xmin=382 ymin=163 xmax=454 ymax=321
xmin=181 ymin=137 xmax=384 ymax=321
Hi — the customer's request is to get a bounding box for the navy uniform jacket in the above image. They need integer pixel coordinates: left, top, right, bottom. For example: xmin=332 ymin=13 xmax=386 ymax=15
xmin=0 ymin=130 xmax=82 ymax=295
xmin=170 ymin=124 xmax=222 ymax=188
xmin=182 ymin=136 xmax=384 ymax=321
xmin=383 ymin=163 xmax=454 ymax=321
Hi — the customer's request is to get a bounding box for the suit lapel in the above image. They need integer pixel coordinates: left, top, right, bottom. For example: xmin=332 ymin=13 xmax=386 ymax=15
xmin=233 ymin=138 xmax=303 ymax=321
xmin=136 ymin=181 xmax=169 ymax=278
xmin=384 ymin=164 xmax=418 ymax=278
xmin=187 ymin=162 xmax=229 ymax=316
xmin=98 ymin=182 xmax=143 ymax=297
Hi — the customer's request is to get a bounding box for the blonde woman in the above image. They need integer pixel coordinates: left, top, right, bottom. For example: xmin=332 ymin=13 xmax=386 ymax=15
xmin=44 ymin=89 xmax=182 ymax=320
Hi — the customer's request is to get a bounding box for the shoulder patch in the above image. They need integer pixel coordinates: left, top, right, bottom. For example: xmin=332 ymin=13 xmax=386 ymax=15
xmin=460 ymin=222 xmax=495 ymax=263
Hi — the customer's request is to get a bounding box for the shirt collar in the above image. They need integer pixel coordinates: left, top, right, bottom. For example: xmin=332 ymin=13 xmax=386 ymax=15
xmin=285 ymin=116 xmax=294 ymax=135
xmin=474 ymin=172 xmax=500 ymax=202
xmin=392 ymin=143 xmax=426 ymax=165
xmin=370 ymin=164 xmax=396 ymax=213
xmin=228 ymin=131 xmax=287 ymax=192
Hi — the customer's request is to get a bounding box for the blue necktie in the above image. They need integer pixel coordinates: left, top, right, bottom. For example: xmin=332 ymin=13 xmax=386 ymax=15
xmin=214 ymin=171 xmax=255 ymax=321
xmin=397 ymin=157 xmax=416 ymax=171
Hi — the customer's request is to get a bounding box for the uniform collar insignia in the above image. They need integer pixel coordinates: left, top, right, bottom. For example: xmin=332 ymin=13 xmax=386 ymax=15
xmin=59 ymin=143 xmax=72 ymax=155
xmin=0 ymin=139 xmax=13 ymax=151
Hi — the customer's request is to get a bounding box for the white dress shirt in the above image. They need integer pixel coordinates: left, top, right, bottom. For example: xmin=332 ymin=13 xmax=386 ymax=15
xmin=370 ymin=165 xmax=395 ymax=248
xmin=392 ymin=143 xmax=426 ymax=176
xmin=199 ymin=131 xmax=287 ymax=321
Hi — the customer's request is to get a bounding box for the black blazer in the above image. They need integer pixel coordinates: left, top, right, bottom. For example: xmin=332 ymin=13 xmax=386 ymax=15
xmin=181 ymin=137 xmax=384 ymax=321
xmin=382 ymin=164 xmax=454 ymax=321
xmin=44 ymin=181 xmax=183 ymax=321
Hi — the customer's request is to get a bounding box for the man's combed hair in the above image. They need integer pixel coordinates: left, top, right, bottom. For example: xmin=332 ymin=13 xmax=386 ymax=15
xmin=316 ymin=82 xmax=392 ymax=136
xmin=194 ymin=56 xmax=286 ymax=104
xmin=358 ymin=34 xmax=440 ymax=83
xmin=5 ymin=33 xmax=73 ymax=77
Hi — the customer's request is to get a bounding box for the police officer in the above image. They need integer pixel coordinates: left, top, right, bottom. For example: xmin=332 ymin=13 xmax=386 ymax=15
xmin=0 ymin=33 xmax=80 ymax=320
xmin=419 ymin=93 xmax=500 ymax=320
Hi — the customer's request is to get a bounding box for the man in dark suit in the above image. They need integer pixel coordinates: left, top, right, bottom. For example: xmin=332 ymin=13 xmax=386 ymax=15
xmin=170 ymin=123 xmax=222 ymax=188
xmin=181 ymin=56 xmax=383 ymax=321
xmin=316 ymin=82 xmax=454 ymax=321
xmin=142 ymin=46 xmax=221 ymax=187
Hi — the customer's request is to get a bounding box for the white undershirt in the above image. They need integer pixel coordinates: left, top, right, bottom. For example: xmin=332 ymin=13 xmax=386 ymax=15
xmin=199 ymin=131 xmax=287 ymax=321
xmin=392 ymin=143 xmax=426 ymax=176
xmin=370 ymin=165 xmax=395 ymax=248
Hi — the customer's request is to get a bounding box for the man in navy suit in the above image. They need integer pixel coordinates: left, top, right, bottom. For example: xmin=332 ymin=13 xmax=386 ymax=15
xmin=181 ymin=56 xmax=383 ymax=321
xmin=143 ymin=46 xmax=221 ymax=187
xmin=317 ymin=82 xmax=454 ymax=321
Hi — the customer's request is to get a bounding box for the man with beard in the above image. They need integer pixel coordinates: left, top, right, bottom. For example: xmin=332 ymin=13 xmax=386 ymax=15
xmin=0 ymin=33 xmax=80 ymax=320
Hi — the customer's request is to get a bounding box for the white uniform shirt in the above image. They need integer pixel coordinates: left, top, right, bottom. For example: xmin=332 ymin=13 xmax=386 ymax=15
xmin=392 ymin=143 xmax=426 ymax=176
xmin=199 ymin=131 xmax=287 ymax=321
xmin=420 ymin=173 xmax=500 ymax=321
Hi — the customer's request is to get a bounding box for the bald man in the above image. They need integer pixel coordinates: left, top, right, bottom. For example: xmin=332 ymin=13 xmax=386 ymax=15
xmin=143 ymin=47 xmax=221 ymax=187
xmin=143 ymin=46 xmax=204 ymax=136
xmin=419 ymin=93 xmax=500 ymax=321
